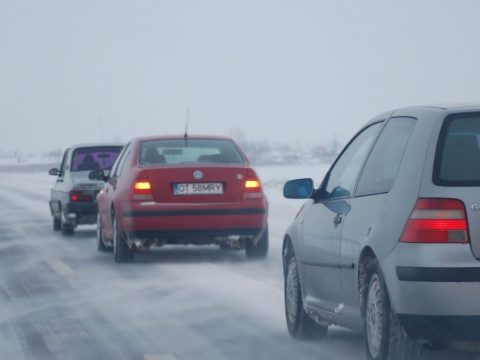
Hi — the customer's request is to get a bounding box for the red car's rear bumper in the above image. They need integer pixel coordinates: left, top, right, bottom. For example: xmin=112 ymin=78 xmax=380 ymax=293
xmin=119 ymin=200 xmax=267 ymax=239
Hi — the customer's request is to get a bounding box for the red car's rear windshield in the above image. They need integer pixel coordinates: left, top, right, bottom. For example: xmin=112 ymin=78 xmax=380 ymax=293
xmin=71 ymin=146 xmax=123 ymax=172
xmin=139 ymin=139 xmax=245 ymax=166
xmin=434 ymin=113 xmax=480 ymax=186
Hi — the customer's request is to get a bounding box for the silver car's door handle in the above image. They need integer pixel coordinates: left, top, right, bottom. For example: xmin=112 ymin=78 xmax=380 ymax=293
xmin=334 ymin=214 xmax=342 ymax=226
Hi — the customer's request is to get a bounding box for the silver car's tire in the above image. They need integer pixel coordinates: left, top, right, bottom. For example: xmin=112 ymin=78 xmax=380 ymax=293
xmin=365 ymin=264 xmax=423 ymax=360
xmin=96 ymin=214 xmax=110 ymax=252
xmin=113 ymin=217 xmax=133 ymax=263
xmin=284 ymin=247 xmax=328 ymax=339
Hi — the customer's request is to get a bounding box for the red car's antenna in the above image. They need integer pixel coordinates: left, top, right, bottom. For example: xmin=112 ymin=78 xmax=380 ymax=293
xmin=184 ymin=106 xmax=190 ymax=145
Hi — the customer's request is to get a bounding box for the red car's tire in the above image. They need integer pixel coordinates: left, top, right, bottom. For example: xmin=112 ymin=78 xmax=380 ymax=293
xmin=97 ymin=214 xmax=110 ymax=252
xmin=245 ymin=228 xmax=269 ymax=259
xmin=113 ymin=217 xmax=133 ymax=263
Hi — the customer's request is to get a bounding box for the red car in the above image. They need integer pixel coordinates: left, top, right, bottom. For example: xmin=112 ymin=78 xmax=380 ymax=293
xmin=90 ymin=135 xmax=269 ymax=262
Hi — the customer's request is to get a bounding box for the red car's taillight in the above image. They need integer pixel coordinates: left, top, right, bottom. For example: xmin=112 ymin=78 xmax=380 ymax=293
xmin=400 ymin=198 xmax=469 ymax=243
xmin=243 ymin=169 xmax=262 ymax=199
xmin=245 ymin=180 xmax=261 ymax=189
xmin=70 ymin=190 xmax=94 ymax=202
xmin=244 ymin=169 xmax=261 ymax=191
xmin=133 ymin=179 xmax=153 ymax=201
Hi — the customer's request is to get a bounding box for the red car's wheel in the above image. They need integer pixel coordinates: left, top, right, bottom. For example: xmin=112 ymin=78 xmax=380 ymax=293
xmin=245 ymin=228 xmax=269 ymax=259
xmin=113 ymin=217 xmax=133 ymax=263
xmin=97 ymin=214 xmax=110 ymax=252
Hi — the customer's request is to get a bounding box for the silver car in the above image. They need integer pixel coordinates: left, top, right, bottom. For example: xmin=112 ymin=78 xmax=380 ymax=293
xmin=283 ymin=105 xmax=480 ymax=360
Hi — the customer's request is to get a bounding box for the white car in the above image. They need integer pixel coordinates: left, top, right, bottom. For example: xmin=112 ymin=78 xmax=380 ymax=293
xmin=48 ymin=143 xmax=123 ymax=235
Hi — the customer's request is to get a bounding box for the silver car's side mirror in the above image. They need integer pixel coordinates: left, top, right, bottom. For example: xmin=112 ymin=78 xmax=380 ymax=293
xmin=283 ymin=178 xmax=314 ymax=199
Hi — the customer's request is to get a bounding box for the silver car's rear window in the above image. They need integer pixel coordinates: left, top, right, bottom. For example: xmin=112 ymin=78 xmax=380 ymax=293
xmin=139 ymin=139 xmax=245 ymax=165
xmin=434 ymin=113 xmax=480 ymax=186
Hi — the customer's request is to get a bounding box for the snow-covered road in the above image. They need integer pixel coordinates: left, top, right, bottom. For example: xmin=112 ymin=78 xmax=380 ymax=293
xmin=0 ymin=166 xmax=477 ymax=360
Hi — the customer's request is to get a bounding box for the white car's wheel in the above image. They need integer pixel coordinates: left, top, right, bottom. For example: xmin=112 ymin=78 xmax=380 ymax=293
xmin=60 ymin=215 xmax=74 ymax=236
xmin=53 ymin=216 xmax=61 ymax=231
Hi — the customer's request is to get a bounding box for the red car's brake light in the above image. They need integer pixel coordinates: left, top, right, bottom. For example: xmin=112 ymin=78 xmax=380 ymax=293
xmin=70 ymin=190 xmax=94 ymax=202
xmin=244 ymin=169 xmax=261 ymax=191
xmin=133 ymin=179 xmax=153 ymax=201
xmin=400 ymin=198 xmax=469 ymax=243
xmin=245 ymin=180 xmax=261 ymax=189
xmin=134 ymin=181 xmax=151 ymax=191
xmin=243 ymin=169 xmax=262 ymax=199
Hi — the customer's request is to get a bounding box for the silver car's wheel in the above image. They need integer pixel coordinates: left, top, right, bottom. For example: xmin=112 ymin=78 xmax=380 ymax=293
xmin=364 ymin=262 xmax=423 ymax=360
xmin=285 ymin=258 xmax=300 ymax=325
xmin=283 ymin=244 xmax=328 ymax=339
xmin=366 ymin=273 xmax=384 ymax=358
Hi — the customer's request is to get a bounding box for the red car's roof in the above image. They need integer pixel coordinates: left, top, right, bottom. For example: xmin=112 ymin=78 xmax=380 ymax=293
xmin=132 ymin=135 xmax=235 ymax=142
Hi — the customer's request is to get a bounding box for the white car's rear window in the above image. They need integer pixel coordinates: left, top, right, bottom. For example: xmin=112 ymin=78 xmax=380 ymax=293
xmin=71 ymin=146 xmax=123 ymax=172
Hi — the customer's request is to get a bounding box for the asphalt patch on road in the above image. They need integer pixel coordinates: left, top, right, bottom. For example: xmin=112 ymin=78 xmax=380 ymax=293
xmin=0 ymin=260 xmax=71 ymax=302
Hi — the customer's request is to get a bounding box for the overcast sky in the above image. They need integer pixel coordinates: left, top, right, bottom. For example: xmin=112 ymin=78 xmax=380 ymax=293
xmin=1 ymin=0 xmax=480 ymax=154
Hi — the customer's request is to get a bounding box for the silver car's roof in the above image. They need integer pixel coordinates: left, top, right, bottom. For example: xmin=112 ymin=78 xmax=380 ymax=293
xmin=364 ymin=104 xmax=480 ymax=127
xmin=393 ymin=104 xmax=480 ymax=115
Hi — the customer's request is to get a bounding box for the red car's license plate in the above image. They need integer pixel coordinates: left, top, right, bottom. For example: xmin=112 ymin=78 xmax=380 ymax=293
xmin=173 ymin=183 xmax=223 ymax=195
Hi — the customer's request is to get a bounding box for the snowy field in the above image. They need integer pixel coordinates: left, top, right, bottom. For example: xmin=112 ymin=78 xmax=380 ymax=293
xmin=0 ymin=165 xmax=477 ymax=360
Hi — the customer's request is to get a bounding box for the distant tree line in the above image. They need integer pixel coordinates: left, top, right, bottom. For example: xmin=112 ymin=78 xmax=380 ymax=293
xmin=229 ymin=129 xmax=341 ymax=165
xmin=0 ymin=135 xmax=342 ymax=166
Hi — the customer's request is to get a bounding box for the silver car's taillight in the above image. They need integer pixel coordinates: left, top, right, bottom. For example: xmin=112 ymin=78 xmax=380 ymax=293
xmin=400 ymin=198 xmax=469 ymax=243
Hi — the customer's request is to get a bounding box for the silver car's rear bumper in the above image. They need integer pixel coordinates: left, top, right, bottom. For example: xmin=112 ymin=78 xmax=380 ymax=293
xmin=397 ymin=314 xmax=480 ymax=340
xmin=382 ymin=242 xmax=480 ymax=316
